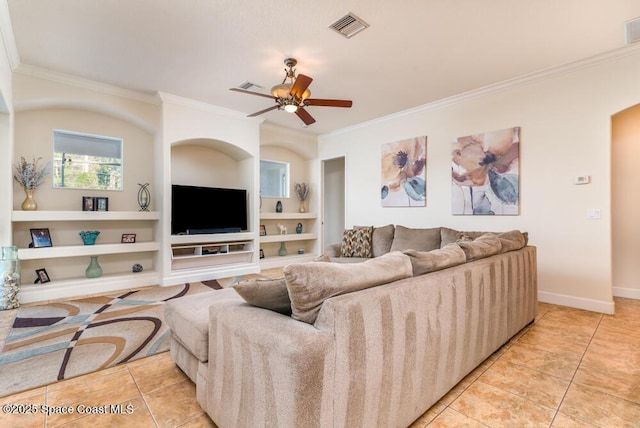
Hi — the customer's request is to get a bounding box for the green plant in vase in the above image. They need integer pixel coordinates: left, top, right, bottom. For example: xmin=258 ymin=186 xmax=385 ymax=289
xmin=13 ymin=156 xmax=50 ymax=211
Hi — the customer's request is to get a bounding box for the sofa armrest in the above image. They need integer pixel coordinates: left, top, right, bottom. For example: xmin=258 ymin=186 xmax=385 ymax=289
xmin=324 ymin=242 xmax=341 ymax=257
xmin=204 ymin=300 xmax=335 ymax=428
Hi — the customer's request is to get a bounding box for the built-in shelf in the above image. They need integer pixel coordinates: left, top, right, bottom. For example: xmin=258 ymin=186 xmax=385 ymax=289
xmin=259 ymin=212 xmax=317 ymax=220
xmin=18 ymin=270 xmax=160 ymax=304
xmin=258 ymin=212 xmax=318 ymax=267
xmin=260 ymin=233 xmax=316 ymax=243
xmin=171 ymin=240 xmax=254 ymax=271
xmin=11 ymin=209 xmax=161 ymax=303
xmin=12 ymin=210 xmax=160 ymax=222
xmin=170 ymin=231 xmax=256 ymax=245
xmin=18 ymin=242 xmax=160 ymax=260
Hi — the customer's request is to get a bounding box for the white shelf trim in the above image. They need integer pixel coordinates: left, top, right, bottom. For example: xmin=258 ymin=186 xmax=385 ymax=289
xmin=18 ymin=242 xmax=160 ymax=260
xmin=259 ymin=212 xmax=316 ymax=220
xmin=12 ymin=210 xmax=160 ymax=222
xmin=260 ymin=233 xmax=317 ymax=243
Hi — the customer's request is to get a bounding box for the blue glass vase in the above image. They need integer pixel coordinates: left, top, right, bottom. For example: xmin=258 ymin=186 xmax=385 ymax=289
xmin=79 ymin=230 xmax=100 ymax=245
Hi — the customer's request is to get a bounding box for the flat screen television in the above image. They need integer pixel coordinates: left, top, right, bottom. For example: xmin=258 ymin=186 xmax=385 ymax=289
xmin=171 ymin=184 xmax=248 ymax=235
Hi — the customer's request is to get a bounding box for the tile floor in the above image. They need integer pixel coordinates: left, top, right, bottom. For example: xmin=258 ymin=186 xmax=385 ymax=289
xmin=0 ymin=297 xmax=638 ymax=427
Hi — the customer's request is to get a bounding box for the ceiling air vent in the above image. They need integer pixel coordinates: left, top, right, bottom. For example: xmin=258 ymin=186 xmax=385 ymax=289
xmin=237 ymin=81 xmax=262 ymax=92
xmin=329 ymin=12 xmax=369 ymax=39
xmin=625 ymin=16 xmax=640 ymax=44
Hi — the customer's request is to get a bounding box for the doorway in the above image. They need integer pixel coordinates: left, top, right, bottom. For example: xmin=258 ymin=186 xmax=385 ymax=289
xmin=322 ymin=156 xmax=345 ymax=249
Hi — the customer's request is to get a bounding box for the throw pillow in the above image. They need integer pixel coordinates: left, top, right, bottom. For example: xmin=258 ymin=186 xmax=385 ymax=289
xmin=340 ymin=226 xmax=374 ymax=258
xmin=403 ymin=243 xmax=466 ymax=276
xmin=233 ymin=277 xmax=292 ymax=315
xmin=284 ymin=251 xmax=413 ymax=324
xmin=457 ymin=233 xmax=503 ymax=261
xmin=389 ymin=225 xmax=441 ymax=252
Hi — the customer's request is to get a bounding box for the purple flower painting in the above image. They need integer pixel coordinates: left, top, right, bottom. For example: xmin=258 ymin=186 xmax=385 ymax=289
xmin=381 ymin=136 xmax=427 ymax=207
xmin=452 ymin=127 xmax=520 ymax=215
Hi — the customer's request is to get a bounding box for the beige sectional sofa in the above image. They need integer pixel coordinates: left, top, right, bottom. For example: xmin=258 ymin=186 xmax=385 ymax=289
xmin=165 ymin=226 xmax=537 ymax=428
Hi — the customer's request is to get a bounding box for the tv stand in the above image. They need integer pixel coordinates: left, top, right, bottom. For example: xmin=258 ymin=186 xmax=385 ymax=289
xmin=170 ymin=232 xmax=256 ymax=274
xmin=187 ymin=227 xmax=242 ymax=235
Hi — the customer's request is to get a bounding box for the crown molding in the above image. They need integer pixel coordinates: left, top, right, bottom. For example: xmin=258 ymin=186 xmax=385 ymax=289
xmin=15 ymin=64 xmax=159 ymax=105
xmin=324 ymin=43 xmax=640 ymax=138
xmin=0 ymin=0 xmax=19 ymax=70
xmin=158 ymin=91 xmax=264 ymax=123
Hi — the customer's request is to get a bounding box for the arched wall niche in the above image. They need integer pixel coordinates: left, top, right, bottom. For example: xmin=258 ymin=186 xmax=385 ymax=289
xmin=611 ymin=102 xmax=640 ymax=299
xmin=171 ymin=137 xmax=252 ymax=189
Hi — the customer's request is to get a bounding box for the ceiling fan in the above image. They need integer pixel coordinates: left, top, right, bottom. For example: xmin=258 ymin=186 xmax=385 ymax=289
xmin=229 ymin=58 xmax=352 ymax=126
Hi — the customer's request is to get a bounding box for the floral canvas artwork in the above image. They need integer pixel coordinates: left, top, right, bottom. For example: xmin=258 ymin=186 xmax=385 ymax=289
xmin=452 ymin=127 xmax=520 ymax=215
xmin=381 ymin=136 xmax=427 ymax=207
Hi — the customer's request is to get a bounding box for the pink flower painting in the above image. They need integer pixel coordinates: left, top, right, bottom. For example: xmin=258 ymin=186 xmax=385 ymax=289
xmin=381 ymin=136 xmax=427 ymax=207
xmin=451 ymin=127 xmax=520 ymax=215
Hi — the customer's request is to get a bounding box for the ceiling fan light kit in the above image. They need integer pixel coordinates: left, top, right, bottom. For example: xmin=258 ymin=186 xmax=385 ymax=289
xmin=230 ymin=58 xmax=352 ymax=126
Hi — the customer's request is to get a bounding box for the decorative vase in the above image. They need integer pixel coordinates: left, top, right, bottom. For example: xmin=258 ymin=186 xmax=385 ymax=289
xmin=79 ymin=230 xmax=100 ymax=245
xmin=276 ymin=200 xmax=283 ymax=213
xmin=85 ymin=256 xmax=103 ymax=278
xmin=298 ymin=200 xmax=306 ymax=213
xmin=21 ymin=189 xmax=37 ymax=211
xmin=278 ymin=242 xmax=287 ymax=256
xmin=0 ymin=246 xmax=20 ymax=310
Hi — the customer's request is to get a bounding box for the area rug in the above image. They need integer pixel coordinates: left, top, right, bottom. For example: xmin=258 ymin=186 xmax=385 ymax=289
xmin=0 ymin=278 xmax=240 ymax=397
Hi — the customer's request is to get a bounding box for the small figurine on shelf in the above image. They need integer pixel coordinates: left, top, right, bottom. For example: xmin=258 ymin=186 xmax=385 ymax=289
xmin=277 ymin=223 xmax=287 ymax=235
xmin=275 ymin=200 xmax=283 ymax=213
xmin=296 ymin=223 xmax=303 ymax=234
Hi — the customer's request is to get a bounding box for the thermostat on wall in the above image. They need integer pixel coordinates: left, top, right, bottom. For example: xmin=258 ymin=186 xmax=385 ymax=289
xmin=574 ymin=175 xmax=590 ymax=185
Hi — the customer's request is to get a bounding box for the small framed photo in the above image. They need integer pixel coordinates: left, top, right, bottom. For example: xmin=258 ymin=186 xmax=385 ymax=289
xmin=259 ymin=225 xmax=267 ymax=236
xmin=259 ymin=249 xmax=265 ymax=259
xmin=35 ymin=268 xmax=51 ymax=284
xmin=96 ymin=197 xmax=109 ymax=211
xmin=82 ymin=196 xmax=95 ymax=211
xmin=121 ymin=233 xmax=136 ymax=243
xmin=30 ymin=228 xmax=53 ymax=248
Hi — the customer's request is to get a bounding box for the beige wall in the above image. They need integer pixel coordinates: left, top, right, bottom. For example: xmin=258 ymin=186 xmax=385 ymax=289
xmin=612 ymin=104 xmax=640 ymax=299
xmin=319 ymin=48 xmax=640 ymax=314
xmin=13 ymin=108 xmax=155 ymax=211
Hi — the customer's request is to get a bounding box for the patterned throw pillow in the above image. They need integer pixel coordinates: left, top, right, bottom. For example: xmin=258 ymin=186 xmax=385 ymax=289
xmin=340 ymin=226 xmax=374 ymax=258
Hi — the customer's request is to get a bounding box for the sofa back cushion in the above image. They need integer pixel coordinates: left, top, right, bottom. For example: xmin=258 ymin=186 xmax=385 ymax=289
xmin=370 ymin=224 xmax=395 ymax=257
xmin=284 ymin=251 xmax=413 ymax=324
xmin=390 ymin=225 xmax=441 ymax=252
xmin=404 ymin=243 xmax=466 ymax=276
xmin=458 ymin=233 xmax=502 ymax=261
xmin=497 ymin=230 xmax=527 ymax=252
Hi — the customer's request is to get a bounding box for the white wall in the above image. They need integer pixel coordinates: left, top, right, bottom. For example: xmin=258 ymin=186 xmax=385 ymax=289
xmin=318 ymin=47 xmax=640 ymax=314
xmin=612 ymin=104 xmax=640 ymax=299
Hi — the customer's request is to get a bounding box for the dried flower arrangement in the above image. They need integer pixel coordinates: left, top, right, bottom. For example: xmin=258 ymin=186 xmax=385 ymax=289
xmin=294 ymin=182 xmax=310 ymax=201
xmin=13 ymin=157 xmax=50 ymax=190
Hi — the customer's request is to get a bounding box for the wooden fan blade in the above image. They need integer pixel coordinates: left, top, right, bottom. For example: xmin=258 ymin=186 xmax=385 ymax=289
xmin=247 ymin=105 xmax=279 ymax=117
xmin=295 ymin=107 xmax=316 ymax=125
xmin=290 ymin=74 xmax=313 ymax=99
xmin=229 ymin=88 xmax=276 ymax=100
xmin=306 ymin=98 xmax=353 ymax=108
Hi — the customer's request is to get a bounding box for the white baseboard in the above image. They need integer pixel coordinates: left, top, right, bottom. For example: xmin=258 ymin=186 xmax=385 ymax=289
xmin=538 ymin=291 xmax=614 ymax=315
xmin=612 ymin=286 xmax=640 ymax=300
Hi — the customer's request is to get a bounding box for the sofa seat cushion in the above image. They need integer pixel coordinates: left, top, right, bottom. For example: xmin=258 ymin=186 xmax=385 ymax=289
xmin=233 ymin=277 xmax=291 ymax=315
xmin=284 ymin=251 xmax=413 ymax=324
xmin=458 ymin=233 xmax=502 ymax=261
xmin=404 ymin=243 xmax=466 ymax=276
xmin=165 ymin=287 xmax=241 ymax=362
xmin=390 ymin=225 xmax=441 ymax=252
